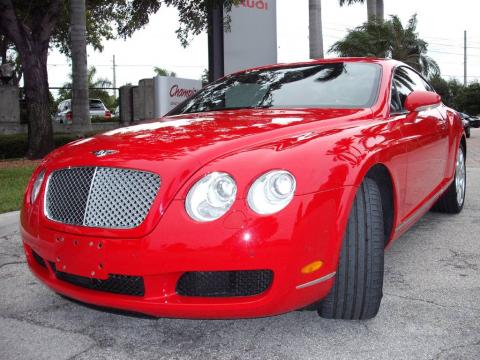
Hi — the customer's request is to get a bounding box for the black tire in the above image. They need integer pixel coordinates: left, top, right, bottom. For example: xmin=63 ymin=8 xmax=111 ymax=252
xmin=466 ymin=128 xmax=471 ymax=138
xmin=318 ymin=178 xmax=384 ymax=320
xmin=431 ymin=144 xmax=466 ymax=214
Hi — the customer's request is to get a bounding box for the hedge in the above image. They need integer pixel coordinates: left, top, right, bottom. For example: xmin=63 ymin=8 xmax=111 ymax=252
xmin=0 ymin=133 xmax=85 ymax=159
xmin=91 ymin=116 xmax=120 ymax=123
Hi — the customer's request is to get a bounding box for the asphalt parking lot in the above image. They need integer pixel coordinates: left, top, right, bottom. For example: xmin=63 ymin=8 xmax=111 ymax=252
xmin=1 ymin=132 xmax=479 ymax=360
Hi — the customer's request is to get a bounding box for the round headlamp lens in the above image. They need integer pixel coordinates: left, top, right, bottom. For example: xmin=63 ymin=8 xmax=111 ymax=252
xmin=186 ymin=172 xmax=237 ymax=222
xmin=271 ymin=173 xmax=295 ymax=198
xmin=248 ymin=170 xmax=296 ymax=215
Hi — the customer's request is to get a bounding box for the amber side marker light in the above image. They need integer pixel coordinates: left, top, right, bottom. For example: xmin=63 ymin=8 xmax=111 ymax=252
xmin=301 ymin=260 xmax=324 ymax=274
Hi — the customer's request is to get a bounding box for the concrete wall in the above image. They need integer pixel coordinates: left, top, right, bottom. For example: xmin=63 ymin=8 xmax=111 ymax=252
xmin=140 ymin=78 xmax=155 ymax=120
xmin=53 ymin=121 xmax=122 ymax=134
xmin=119 ymin=85 xmax=133 ymax=125
xmin=132 ymin=86 xmax=142 ymax=122
xmin=0 ymin=85 xmax=123 ymax=135
xmin=1 ymin=121 xmax=122 ymax=136
xmin=123 ymin=76 xmax=203 ymax=122
xmin=131 ymin=79 xmax=155 ymax=123
xmin=0 ymin=85 xmax=22 ymax=134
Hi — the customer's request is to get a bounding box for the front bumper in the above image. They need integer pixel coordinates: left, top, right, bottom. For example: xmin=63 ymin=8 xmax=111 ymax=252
xmin=22 ymin=187 xmax=351 ymax=319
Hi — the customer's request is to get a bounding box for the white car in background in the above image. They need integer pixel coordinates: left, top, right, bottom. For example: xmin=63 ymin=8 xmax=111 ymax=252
xmin=54 ymin=99 xmax=112 ymax=124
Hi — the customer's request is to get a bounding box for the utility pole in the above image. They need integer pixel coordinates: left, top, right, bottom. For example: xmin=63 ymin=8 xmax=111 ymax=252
xmin=112 ymin=54 xmax=117 ymax=98
xmin=464 ymin=30 xmax=467 ymax=86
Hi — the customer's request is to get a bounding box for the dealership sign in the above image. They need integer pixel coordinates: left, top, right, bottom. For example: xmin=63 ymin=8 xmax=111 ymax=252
xmin=154 ymin=76 xmax=202 ymax=117
xmin=224 ymin=0 xmax=277 ymax=75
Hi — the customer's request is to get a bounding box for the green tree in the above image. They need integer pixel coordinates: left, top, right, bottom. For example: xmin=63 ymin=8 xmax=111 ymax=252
xmin=429 ymin=76 xmax=480 ymax=114
xmin=429 ymin=75 xmax=452 ymax=106
xmin=58 ymin=66 xmax=116 ymax=110
xmin=447 ymin=78 xmax=464 ymax=107
xmin=0 ymin=0 xmax=240 ymax=159
xmin=339 ymin=0 xmax=383 ymax=22
xmin=201 ymin=69 xmax=209 ymax=86
xmin=454 ymin=82 xmax=480 ymax=115
xmin=330 ymin=15 xmax=440 ymax=77
xmin=153 ymin=67 xmax=177 ymax=77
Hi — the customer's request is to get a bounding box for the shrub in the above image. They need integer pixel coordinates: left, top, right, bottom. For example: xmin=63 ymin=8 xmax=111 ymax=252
xmin=0 ymin=133 xmax=85 ymax=160
xmin=0 ymin=134 xmax=28 ymax=159
xmin=91 ymin=115 xmax=120 ymax=123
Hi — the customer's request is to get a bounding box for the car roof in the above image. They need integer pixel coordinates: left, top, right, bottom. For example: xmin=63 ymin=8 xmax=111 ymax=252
xmin=63 ymin=98 xmax=104 ymax=102
xmin=230 ymin=57 xmax=399 ymax=76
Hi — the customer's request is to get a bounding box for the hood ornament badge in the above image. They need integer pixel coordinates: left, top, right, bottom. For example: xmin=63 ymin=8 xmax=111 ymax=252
xmin=92 ymin=149 xmax=118 ymax=157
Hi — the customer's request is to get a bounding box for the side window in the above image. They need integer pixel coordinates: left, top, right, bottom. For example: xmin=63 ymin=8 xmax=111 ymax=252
xmin=390 ymin=85 xmax=402 ymax=113
xmin=390 ymin=67 xmax=431 ymax=113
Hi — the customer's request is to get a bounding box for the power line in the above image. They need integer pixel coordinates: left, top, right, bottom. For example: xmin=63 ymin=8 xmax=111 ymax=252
xmin=323 ymin=21 xmax=480 ymax=46
xmin=323 ymin=20 xmax=480 ymax=41
xmin=112 ymin=54 xmax=117 ymax=98
xmin=428 ymin=49 xmax=465 ymax=56
xmin=443 ymin=74 xmax=480 ymax=78
xmin=428 ymin=42 xmax=480 ymax=50
xmin=47 ymin=63 xmax=205 ymax=68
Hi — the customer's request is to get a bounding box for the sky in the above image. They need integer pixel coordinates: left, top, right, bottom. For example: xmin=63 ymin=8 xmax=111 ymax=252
xmin=46 ymin=0 xmax=480 ymax=96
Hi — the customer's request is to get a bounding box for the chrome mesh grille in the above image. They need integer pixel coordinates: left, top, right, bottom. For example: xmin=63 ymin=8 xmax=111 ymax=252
xmin=176 ymin=270 xmax=274 ymax=297
xmin=45 ymin=167 xmax=160 ymax=229
xmin=84 ymin=168 xmax=160 ymax=228
xmin=45 ymin=167 xmax=95 ymax=225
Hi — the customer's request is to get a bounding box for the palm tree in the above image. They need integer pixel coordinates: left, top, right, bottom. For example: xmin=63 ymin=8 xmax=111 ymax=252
xmin=329 ymin=14 xmax=440 ymax=77
xmin=375 ymin=0 xmax=384 ymax=22
xmin=70 ymin=0 xmax=90 ymax=130
xmin=153 ymin=67 xmax=177 ymax=77
xmin=58 ymin=66 xmax=115 ymax=109
xmin=201 ymin=69 xmax=209 ymax=86
xmin=339 ymin=0 xmax=383 ymax=22
xmin=309 ymin=0 xmax=324 ymax=59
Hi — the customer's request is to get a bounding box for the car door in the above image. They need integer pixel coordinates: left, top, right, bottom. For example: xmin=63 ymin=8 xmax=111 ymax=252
xmin=390 ymin=66 xmax=449 ymax=221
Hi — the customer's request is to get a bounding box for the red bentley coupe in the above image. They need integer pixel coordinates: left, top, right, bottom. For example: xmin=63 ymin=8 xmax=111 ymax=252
xmin=22 ymin=58 xmax=466 ymax=320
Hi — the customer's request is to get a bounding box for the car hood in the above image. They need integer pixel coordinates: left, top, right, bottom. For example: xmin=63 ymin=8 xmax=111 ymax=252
xmin=47 ymin=108 xmax=368 ymax=170
xmin=42 ymin=108 xmax=370 ymax=236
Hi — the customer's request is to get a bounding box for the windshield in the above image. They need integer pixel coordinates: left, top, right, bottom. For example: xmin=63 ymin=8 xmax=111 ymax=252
xmin=89 ymin=100 xmax=105 ymax=110
xmin=170 ymin=62 xmax=381 ymax=115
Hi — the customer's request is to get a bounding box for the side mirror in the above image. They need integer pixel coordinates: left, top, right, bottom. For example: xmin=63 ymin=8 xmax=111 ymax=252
xmin=404 ymin=91 xmax=441 ymax=113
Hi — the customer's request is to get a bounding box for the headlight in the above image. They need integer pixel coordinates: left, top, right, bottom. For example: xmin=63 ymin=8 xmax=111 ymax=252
xmin=30 ymin=169 xmax=45 ymax=203
xmin=247 ymin=170 xmax=296 ymax=215
xmin=186 ymin=172 xmax=237 ymax=222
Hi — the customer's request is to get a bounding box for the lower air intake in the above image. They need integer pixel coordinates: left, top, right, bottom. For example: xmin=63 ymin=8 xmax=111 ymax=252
xmin=50 ymin=263 xmax=145 ymax=297
xmin=31 ymin=250 xmax=47 ymax=268
xmin=176 ymin=270 xmax=273 ymax=297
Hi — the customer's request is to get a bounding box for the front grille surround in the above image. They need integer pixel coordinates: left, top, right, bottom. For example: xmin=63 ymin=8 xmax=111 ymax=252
xmin=44 ymin=166 xmax=161 ymax=229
